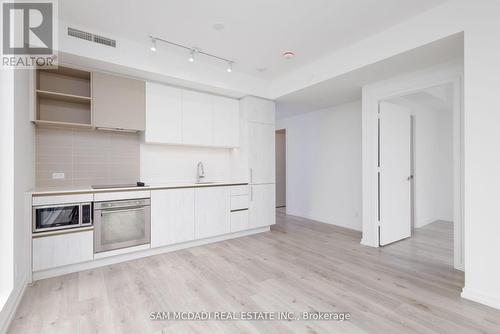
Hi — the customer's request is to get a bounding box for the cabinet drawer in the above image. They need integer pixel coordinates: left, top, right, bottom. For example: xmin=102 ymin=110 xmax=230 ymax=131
xmin=94 ymin=190 xmax=150 ymax=202
xmin=230 ymin=210 xmax=249 ymax=233
xmin=230 ymin=185 xmax=248 ymax=196
xmin=32 ymin=230 xmax=93 ymax=271
xmin=33 ymin=193 xmax=93 ymax=206
xmin=231 ymin=195 xmax=249 ymax=211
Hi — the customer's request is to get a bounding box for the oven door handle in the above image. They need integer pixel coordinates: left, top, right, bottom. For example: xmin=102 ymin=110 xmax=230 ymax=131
xmin=98 ymin=206 xmax=148 ymax=215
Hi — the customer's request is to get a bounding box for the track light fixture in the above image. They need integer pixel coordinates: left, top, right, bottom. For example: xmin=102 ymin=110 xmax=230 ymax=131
xmin=149 ymin=35 xmax=234 ymax=73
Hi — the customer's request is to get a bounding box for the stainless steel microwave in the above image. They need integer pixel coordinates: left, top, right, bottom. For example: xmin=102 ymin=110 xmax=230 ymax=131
xmin=33 ymin=202 xmax=92 ymax=233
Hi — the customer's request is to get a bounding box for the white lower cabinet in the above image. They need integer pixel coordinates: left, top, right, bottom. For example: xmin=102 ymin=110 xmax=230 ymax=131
xmin=151 ymin=188 xmax=195 ymax=247
xmin=195 ymin=187 xmax=230 ymax=239
xmin=32 ymin=231 xmax=93 ymax=271
xmin=249 ymin=184 xmax=276 ymax=228
xmin=230 ymin=210 xmax=249 ymax=232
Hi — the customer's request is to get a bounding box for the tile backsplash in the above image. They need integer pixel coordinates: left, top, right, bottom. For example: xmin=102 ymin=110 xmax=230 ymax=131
xmin=36 ymin=127 xmax=140 ymax=188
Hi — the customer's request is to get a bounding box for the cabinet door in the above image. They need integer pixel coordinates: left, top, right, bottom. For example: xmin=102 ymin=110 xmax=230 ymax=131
xmin=195 ymin=187 xmax=230 ymax=239
xmin=151 ymin=189 xmax=195 ymax=247
xmin=213 ymin=96 xmax=239 ymax=147
xmin=32 ymin=231 xmax=93 ymax=271
xmin=145 ymin=83 xmax=182 ymax=144
xmin=230 ymin=210 xmax=249 ymax=233
xmin=92 ymin=72 xmax=146 ymax=131
xmin=241 ymin=96 xmax=275 ymax=124
xmin=248 ymin=122 xmax=275 ymax=184
xmin=249 ymin=184 xmax=276 ymax=229
xmin=182 ymin=90 xmax=213 ymax=146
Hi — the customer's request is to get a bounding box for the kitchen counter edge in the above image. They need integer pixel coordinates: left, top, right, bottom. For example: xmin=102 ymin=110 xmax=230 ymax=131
xmin=30 ymin=182 xmax=249 ymax=196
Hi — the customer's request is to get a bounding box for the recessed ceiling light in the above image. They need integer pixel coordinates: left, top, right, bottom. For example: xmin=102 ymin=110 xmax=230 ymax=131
xmin=282 ymin=51 xmax=295 ymax=59
xmin=213 ymin=23 xmax=225 ymax=31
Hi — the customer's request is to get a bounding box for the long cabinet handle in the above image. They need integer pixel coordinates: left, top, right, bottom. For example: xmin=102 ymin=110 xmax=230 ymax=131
xmin=251 ymin=186 xmax=253 ymax=201
xmin=250 ymin=168 xmax=253 ymax=184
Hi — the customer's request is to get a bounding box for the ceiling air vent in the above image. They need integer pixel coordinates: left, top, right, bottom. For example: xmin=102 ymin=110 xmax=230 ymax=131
xmin=67 ymin=27 xmax=116 ymax=48
xmin=93 ymin=34 xmax=116 ymax=48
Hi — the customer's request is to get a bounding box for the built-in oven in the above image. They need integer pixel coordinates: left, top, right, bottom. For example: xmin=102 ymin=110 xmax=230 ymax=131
xmin=93 ymin=198 xmax=151 ymax=253
xmin=33 ymin=202 xmax=93 ymax=233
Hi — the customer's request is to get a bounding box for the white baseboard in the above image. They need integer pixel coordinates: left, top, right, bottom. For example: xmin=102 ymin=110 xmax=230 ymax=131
xmin=33 ymin=226 xmax=270 ymax=281
xmin=360 ymin=238 xmax=379 ymax=248
xmin=0 ymin=277 xmax=27 ymax=334
xmin=285 ymin=210 xmax=362 ymax=232
xmin=461 ymin=288 xmax=500 ymax=310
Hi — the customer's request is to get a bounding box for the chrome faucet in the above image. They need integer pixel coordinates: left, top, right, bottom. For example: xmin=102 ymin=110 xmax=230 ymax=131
xmin=196 ymin=161 xmax=205 ymax=183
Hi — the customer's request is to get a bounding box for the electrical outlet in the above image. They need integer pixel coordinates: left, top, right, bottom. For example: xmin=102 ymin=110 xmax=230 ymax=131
xmin=52 ymin=172 xmax=65 ymax=179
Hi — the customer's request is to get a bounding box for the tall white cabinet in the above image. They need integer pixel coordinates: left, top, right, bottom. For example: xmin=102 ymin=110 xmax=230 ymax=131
xmin=240 ymin=97 xmax=276 ymax=229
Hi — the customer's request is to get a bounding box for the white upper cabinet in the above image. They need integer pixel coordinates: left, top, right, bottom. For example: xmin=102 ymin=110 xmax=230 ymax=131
xmin=145 ymin=82 xmax=182 ymax=144
xmin=248 ymin=122 xmax=276 ymax=184
xmin=145 ymin=83 xmax=239 ymax=148
xmin=241 ymin=96 xmax=275 ymax=125
xmin=182 ymin=90 xmax=213 ymax=146
xmin=213 ymin=96 xmax=239 ymax=147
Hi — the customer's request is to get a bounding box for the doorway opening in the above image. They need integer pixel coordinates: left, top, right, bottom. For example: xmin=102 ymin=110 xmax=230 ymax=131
xmin=377 ymin=82 xmax=460 ymax=269
xmin=275 ymin=129 xmax=286 ymax=209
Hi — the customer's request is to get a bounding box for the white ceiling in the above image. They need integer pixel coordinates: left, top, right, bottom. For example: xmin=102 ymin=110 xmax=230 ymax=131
xmin=276 ymin=33 xmax=463 ymax=119
xmin=391 ymin=83 xmax=454 ymax=111
xmin=59 ymin=0 xmax=448 ymax=80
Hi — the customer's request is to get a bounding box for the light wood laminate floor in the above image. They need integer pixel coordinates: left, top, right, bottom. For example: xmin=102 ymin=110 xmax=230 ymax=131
xmin=9 ymin=209 xmax=500 ymax=333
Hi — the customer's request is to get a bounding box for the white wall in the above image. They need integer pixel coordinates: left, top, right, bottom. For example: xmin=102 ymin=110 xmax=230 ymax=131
xmin=0 ymin=69 xmax=35 ymax=333
xmin=389 ymin=96 xmax=453 ymax=227
xmin=0 ymin=69 xmax=14 ymax=314
xmin=275 ymin=131 xmax=286 ymax=207
xmin=268 ymin=0 xmax=500 ymax=308
xmin=276 ymin=101 xmax=362 ymax=231
xmin=13 ymin=70 xmax=35 ymax=286
xmin=140 ymin=144 xmax=233 ymax=184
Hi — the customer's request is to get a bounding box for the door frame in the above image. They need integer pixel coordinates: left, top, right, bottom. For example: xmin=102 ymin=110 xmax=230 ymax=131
xmin=361 ymin=62 xmax=464 ymax=271
xmin=275 ymin=126 xmax=288 ymax=212
xmin=275 ymin=128 xmax=287 ymax=208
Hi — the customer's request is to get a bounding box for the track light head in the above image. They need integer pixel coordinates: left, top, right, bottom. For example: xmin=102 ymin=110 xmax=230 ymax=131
xmin=226 ymin=61 xmax=233 ymax=73
xmin=188 ymin=49 xmax=196 ymax=62
xmin=150 ymin=38 xmax=157 ymax=52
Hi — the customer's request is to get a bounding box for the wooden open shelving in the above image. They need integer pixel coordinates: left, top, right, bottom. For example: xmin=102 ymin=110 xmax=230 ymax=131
xmin=34 ymin=66 xmax=93 ymax=127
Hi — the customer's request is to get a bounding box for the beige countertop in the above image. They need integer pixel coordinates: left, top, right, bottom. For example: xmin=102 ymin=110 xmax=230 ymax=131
xmin=30 ymin=181 xmax=249 ymax=196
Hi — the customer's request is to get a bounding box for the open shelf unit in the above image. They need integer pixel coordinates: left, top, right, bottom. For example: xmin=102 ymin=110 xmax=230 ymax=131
xmin=34 ymin=66 xmax=93 ymax=127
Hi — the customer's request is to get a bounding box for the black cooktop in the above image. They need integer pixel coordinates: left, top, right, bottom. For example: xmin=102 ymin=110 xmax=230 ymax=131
xmin=91 ymin=182 xmax=147 ymax=189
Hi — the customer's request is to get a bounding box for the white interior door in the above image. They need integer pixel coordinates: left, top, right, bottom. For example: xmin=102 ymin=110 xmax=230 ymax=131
xmin=379 ymin=101 xmax=412 ymax=246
